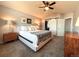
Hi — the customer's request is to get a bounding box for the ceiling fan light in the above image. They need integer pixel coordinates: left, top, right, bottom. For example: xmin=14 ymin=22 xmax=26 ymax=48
xmin=45 ymin=7 xmax=49 ymax=10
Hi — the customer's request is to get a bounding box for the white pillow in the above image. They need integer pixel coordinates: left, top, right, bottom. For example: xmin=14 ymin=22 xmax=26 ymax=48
xmin=18 ymin=25 xmax=38 ymax=31
xmin=28 ymin=26 xmax=32 ymax=31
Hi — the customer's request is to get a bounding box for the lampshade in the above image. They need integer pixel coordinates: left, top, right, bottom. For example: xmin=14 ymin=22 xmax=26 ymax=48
xmin=75 ymin=17 xmax=79 ymax=26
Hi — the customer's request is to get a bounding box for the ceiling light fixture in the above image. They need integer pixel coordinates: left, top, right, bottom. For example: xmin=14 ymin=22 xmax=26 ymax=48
xmin=45 ymin=7 xmax=49 ymax=10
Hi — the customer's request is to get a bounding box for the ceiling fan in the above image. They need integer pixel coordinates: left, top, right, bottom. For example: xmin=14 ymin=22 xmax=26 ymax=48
xmin=39 ymin=1 xmax=56 ymax=11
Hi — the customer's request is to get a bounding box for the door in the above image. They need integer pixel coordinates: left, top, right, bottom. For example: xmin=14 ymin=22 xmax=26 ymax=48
xmin=45 ymin=21 xmax=49 ymax=30
xmin=65 ymin=18 xmax=72 ymax=33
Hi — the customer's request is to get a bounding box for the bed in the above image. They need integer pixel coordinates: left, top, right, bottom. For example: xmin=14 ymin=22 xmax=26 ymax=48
xmin=17 ymin=26 xmax=53 ymax=52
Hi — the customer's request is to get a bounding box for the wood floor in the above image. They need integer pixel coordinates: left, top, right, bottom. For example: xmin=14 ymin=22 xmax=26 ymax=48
xmin=0 ymin=36 xmax=64 ymax=57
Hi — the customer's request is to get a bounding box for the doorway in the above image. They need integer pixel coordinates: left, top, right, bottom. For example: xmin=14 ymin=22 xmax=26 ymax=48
xmin=65 ymin=18 xmax=72 ymax=33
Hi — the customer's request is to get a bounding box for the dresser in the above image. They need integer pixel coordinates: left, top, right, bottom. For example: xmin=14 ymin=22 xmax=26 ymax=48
xmin=3 ymin=32 xmax=18 ymax=43
xmin=64 ymin=32 xmax=79 ymax=57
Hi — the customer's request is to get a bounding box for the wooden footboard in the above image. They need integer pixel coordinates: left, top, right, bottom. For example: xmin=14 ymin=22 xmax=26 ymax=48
xmin=36 ymin=37 xmax=52 ymax=51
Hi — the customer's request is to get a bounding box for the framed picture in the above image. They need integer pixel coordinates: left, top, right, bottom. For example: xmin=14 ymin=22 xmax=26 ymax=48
xmin=21 ymin=18 xmax=27 ymax=23
xmin=27 ymin=18 xmax=32 ymax=24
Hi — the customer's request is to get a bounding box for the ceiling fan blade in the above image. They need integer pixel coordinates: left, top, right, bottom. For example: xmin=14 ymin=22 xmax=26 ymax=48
xmin=42 ymin=1 xmax=46 ymax=5
xmin=49 ymin=7 xmax=54 ymax=9
xmin=43 ymin=1 xmax=49 ymax=6
xmin=46 ymin=1 xmax=49 ymax=6
xmin=49 ymin=2 xmax=56 ymax=6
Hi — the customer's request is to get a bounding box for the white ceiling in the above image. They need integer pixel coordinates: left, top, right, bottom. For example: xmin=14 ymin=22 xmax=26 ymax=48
xmin=0 ymin=1 xmax=79 ymax=19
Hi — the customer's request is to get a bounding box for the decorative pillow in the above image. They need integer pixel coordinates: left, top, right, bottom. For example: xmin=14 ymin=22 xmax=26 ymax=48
xmin=30 ymin=26 xmax=34 ymax=31
xmin=31 ymin=26 xmax=38 ymax=31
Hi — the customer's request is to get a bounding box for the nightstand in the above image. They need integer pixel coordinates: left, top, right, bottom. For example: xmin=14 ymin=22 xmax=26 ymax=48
xmin=3 ymin=32 xmax=18 ymax=43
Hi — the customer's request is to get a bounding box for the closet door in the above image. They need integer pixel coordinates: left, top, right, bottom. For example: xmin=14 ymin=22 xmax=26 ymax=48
xmin=57 ymin=19 xmax=64 ymax=36
xmin=48 ymin=19 xmax=57 ymax=35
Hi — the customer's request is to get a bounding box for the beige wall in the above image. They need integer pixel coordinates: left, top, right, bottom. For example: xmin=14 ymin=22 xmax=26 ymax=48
xmin=0 ymin=5 xmax=42 ymax=25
